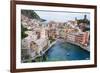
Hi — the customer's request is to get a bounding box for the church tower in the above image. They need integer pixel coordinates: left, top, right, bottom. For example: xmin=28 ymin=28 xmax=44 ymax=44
xmin=75 ymin=17 xmax=78 ymax=26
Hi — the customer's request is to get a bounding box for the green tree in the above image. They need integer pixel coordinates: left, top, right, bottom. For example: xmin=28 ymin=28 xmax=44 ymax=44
xmin=21 ymin=24 xmax=28 ymax=39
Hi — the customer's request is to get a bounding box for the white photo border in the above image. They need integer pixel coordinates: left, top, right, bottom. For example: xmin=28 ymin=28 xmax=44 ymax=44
xmin=16 ymin=4 xmax=95 ymax=69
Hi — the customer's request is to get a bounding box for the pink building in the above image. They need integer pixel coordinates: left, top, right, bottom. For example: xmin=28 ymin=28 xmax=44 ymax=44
xmin=81 ymin=32 xmax=89 ymax=46
xmin=75 ymin=32 xmax=89 ymax=46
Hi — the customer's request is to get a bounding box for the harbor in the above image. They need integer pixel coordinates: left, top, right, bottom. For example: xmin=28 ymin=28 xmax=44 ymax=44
xmin=21 ymin=10 xmax=90 ymax=63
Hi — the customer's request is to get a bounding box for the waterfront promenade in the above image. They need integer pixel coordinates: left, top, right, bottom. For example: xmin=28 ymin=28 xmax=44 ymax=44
xmin=66 ymin=39 xmax=90 ymax=52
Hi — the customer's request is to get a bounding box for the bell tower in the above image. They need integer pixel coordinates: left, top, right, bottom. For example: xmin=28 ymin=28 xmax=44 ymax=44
xmin=75 ymin=17 xmax=78 ymax=26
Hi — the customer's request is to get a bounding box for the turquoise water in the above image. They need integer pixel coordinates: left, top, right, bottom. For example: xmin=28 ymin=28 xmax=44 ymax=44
xmin=43 ymin=42 xmax=90 ymax=61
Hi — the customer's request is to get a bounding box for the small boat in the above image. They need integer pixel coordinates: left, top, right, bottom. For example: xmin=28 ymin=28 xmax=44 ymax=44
xmin=67 ymin=52 xmax=70 ymax=56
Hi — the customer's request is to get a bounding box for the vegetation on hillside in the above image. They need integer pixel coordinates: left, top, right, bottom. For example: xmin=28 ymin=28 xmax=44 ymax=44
xmin=21 ymin=24 xmax=28 ymax=39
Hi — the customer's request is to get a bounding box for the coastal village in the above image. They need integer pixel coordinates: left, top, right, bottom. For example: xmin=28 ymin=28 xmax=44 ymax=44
xmin=21 ymin=10 xmax=90 ymax=62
